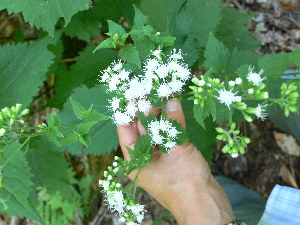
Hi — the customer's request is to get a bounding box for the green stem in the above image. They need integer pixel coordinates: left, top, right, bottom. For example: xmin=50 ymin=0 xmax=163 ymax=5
xmin=0 ymin=137 xmax=31 ymax=169
xmin=133 ymin=168 xmax=142 ymax=198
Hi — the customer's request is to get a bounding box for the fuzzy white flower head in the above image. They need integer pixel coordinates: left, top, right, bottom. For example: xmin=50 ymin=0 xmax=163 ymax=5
xmin=100 ymin=71 xmax=110 ymax=82
xmin=153 ymin=49 xmax=162 ymax=58
xmin=228 ymin=80 xmax=236 ymax=86
xmin=127 ymin=204 xmax=145 ymax=223
xmin=99 ymin=180 xmax=110 ymax=191
xmin=217 ymin=89 xmax=242 ymax=107
xmin=126 ymin=102 xmax=138 ymax=117
xmin=108 ymin=75 xmax=120 ymax=91
xmin=137 ymin=99 xmax=151 ymax=113
xmin=164 ymin=141 xmax=177 ymax=150
xmin=113 ymin=111 xmax=132 ymax=126
xmin=112 ymin=62 xmax=123 ymax=71
xmin=110 ymin=97 xmax=120 ymax=111
xmin=169 ymin=80 xmax=184 ymax=93
xmin=119 ymin=69 xmax=130 ymax=81
xmin=157 ymin=83 xmax=172 ymax=98
xmin=106 ymin=190 xmax=125 ymax=214
xmin=255 ymin=104 xmax=268 ymax=120
xmin=170 ymin=48 xmax=183 ymax=61
xmin=231 ymin=153 xmax=239 ymax=158
xmin=235 ymin=77 xmax=242 ymax=85
xmin=126 ymin=222 xmax=138 ymax=225
xmin=247 ymin=67 xmax=265 ymax=86
xmin=144 ymin=58 xmax=159 ymax=73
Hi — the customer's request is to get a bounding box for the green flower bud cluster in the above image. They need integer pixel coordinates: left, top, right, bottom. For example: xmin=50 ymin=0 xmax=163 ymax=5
xmin=190 ymin=76 xmax=222 ymax=108
xmin=246 ymin=83 xmax=269 ymax=100
xmin=0 ymin=104 xmax=29 ymax=136
xmin=279 ymin=83 xmax=299 ymax=116
xmin=99 ymin=156 xmax=145 ymax=224
xmin=216 ymin=123 xmax=250 ymax=158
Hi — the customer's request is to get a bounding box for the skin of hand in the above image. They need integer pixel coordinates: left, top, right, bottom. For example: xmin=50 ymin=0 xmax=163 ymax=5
xmin=117 ymin=98 xmax=235 ymax=225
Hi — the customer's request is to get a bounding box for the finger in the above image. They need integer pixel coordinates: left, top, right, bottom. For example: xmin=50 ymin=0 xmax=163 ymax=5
xmin=117 ymin=120 xmax=140 ymax=161
xmin=137 ymin=106 xmax=161 ymax=135
xmin=165 ymin=98 xmax=186 ymax=129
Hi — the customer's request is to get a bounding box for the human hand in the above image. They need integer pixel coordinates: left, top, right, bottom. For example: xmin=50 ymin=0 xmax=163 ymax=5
xmin=117 ymin=98 xmax=235 ymax=225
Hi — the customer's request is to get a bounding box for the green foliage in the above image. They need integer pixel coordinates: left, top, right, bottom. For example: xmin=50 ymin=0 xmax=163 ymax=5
xmin=58 ymin=85 xmax=119 ymax=155
xmin=0 ymin=0 xmax=91 ymax=35
xmin=204 ymin=33 xmax=230 ymax=73
xmin=0 ymin=142 xmax=40 ymax=221
xmin=48 ymin=47 xmax=117 ymax=108
xmin=119 ymin=44 xmax=141 ymax=68
xmin=258 ymin=53 xmax=291 ymax=74
xmin=126 ymin=134 xmax=153 ymax=170
xmin=0 ymin=36 xmax=57 ymax=108
xmin=289 ymin=47 xmax=300 ymax=68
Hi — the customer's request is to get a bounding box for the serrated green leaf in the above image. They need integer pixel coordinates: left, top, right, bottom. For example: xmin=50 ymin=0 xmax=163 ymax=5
xmin=107 ymin=20 xmax=127 ymax=36
xmin=193 ymin=104 xmax=205 ymax=128
xmin=204 ymin=33 xmax=230 ymax=73
xmin=182 ymin=99 xmax=216 ymax=162
xmin=119 ymin=44 xmax=141 ymax=68
xmin=216 ymin=7 xmax=260 ymax=51
xmin=133 ymin=5 xmax=148 ymax=29
xmin=48 ymin=47 xmax=117 ymax=109
xmin=70 ymin=97 xmax=90 ymax=120
xmin=58 ymin=85 xmax=118 ymax=155
xmin=0 ymin=0 xmax=91 ymax=35
xmin=47 ymin=114 xmax=64 ymax=139
xmin=0 ymin=142 xmax=40 ymax=221
xmin=64 ymin=7 xmax=101 ymax=42
xmin=289 ymin=47 xmax=300 ymax=68
xmin=258 ymin=53 xmax=291 ymax=74
xmin=61 ymin=132 xmax=78 ymax=146
xmin=186 ymin=0 xmax=221 ymax=46
xmin=207 ymin=98 xmax=217 ymax=121
xmin=27 ymin=137 xmax=79 ymax=202
xmin=93 ymin=39 xmax=116 ymax=52
xmin=0 ymin=36 xmax=57 ymax=108
xmin=126 ymin=134 xmax=152 ymax=169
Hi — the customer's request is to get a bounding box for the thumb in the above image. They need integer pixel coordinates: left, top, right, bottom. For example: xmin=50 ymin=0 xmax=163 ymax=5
xmin=165 ymin=98 xmax=186 ymax=129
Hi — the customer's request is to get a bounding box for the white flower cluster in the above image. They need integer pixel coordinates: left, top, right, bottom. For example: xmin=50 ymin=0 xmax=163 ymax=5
xmin=148 ymin=119 xmax=180 ymax=152
xmin=247 ymin=66 xmax=265 ymax=86
xmin=99 ymin=157 xmax=146 ymax=224
xmin=217 ymin=89 xmax=242 ymax=108
xmin=99 ymin=49 xmax=190 ymax=126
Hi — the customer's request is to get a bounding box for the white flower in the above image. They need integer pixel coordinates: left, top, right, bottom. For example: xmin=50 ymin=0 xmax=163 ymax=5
xmin=108 ymin=75 xmax=120 ymax=91
xmin=228 ymin=80 xmax=236 ymax=86
xmin=167 ymin=127 xmax=178 ymax=138
xmin=169 ymin=80 xmax=184 ymax=93
xmin=126 ymin=222 xmax=138 ymax=225
xmin=157 ymin=83 xmax=172 ymax=98
xmin=113 ymin=111 xmax=132 ymax=126
xmin=100 ymin=71 xmax=110 ymax=82
xmin=126 ymin=102 xmax=138 ymax=117
xmin=112 ymin=62 xmax=123 ymax=71
xmin=137 ymin=99 xmax=151 ymax=113
xmin=164 ymin=141 xmax=177 ymax=150
xmin=110 ymin=97 xmax=120 ymax=111
xmin=247 ymin=67 xmax=265 ymax=86
xmin=156 ymin=64 xmax=169 ymax=79
xmin=235 ymin=77 xmax=242 ymax=85
xmin=198 ymin=80 xmax=205 ymax=86
xmin=0 ymin=128 xmax=6 ymax=136
xmin=127 ymin=204 xmax=145 ymax=223
xmin=153 ymin=49 xmax=162 ymax=57
xmin=248 ymin=88 xmax=254 ymax=94
xmin=106 ymin=190 xmax=125 ymax=214
xmin=217 ymin=89 xmax=242 ymax=107
xmin=231 ymin=153 xmax=239 ymax=158
xmin=119 ymin=69 xmax=130 ymax=81
xmin=159 ymin=120 xmax=171 ymax=132
xmin=255 ymin=104 xmax=268 ymax=120
xmin=152 ymin=134 xmax=164 ymax=145
xmin=170 ymin=49 xmax=183 ymax=61
xmin=99 ymin=180 xmax=110 ymax=191
xmin=144 ymin=58 xmax=159 ymax=73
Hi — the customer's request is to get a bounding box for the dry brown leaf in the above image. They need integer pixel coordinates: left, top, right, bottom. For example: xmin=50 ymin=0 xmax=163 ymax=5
xmin=274 ymin=131 xmax=300 ymax=156
xmin=279 ymin=164 xmax=299 ymax=189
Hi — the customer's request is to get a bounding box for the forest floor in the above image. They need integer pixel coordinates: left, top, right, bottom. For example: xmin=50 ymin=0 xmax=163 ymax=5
xmin=0 ymin=0 xmax=300 ymax=225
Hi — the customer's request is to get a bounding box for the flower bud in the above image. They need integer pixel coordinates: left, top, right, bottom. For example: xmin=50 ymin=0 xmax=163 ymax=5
xmin=0 ymin=128 xmax=5 ymax=137
xmin=216 ymin=127 xmax=225 ymax=133
xmin=191 ymin=77 xmax=200 ymax=85
xmin=216 ymin=134 xmax=227 ymax=141
xmin=235 ymin=77 xmax=242 ymax=85
xmin=21 ymin=109 xmax=29 ymax=116
xmin=194 ymin=99 xmax=201 ymax=105
xmin=244 ymin=114 xmax=253 ymax=122
xmin=222 ymin=145 xmax=230 ymax=153
xmin=235 ymin=102 xmax=247 ymax=110
xmin=15 ymin=104 xmax=22 ymax=114
xmin=230 ymin=123 xmax=236 ymax=131
xmin=248 ymin=88 xmax=254 ymax=95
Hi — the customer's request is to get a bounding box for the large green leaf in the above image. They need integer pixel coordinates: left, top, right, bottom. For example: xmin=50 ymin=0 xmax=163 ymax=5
xmin=204 ymin=33 xmax=230 ymax=73
xmin=0 ymin=142 xmax=40 ymax=221
xmin=186 ymin=0 xmax=221 ymax=46
xmin=0 ymin=36 xmax=57 ymax=108
xmin=0 ymin=0 xmax=91 ymax=35
xmin=58 ymin=85 xmax=118 ymax=155
xmin=48 ymin=46 xmax=117 ymax=109
xmin=182 ymin=98 xmax=216 ymax=162
xmin=26 ymin=137 xmax=79 ymax=202
xmin=258 ymin=53 xmax=291 ymax=74
xmin=216 ymin=7 xmax=260 ymax=51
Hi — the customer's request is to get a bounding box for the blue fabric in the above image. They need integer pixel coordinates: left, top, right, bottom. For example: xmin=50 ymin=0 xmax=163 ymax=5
xmin=258 ymin=185 xmax=300 ymax=225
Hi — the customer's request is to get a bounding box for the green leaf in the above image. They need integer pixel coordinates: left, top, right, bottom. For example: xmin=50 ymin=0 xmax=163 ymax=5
xmin=93 ymin=39 xmax=116 ymax=52
xmin=119 ymin=44 xmax=141 ymax=68
xmin=0 ymin=0 xmax=91 ymax=35
xmin=182 ymin=99 xmax=216 ymax=162
xmin=258 ymin=53 xmax=291 ymax=74
xmin=0 ymin=142 xmax=40 ymax=221
xmin=58 ymin=85 xmax=119 ymax=155
xmin=289 ymin=47 xmax=300 ymax=68
xmin=193 ymin=104 xmax=205 ymax=128
xmin=216 ymin=7 xmax=260 ymax=51
xmin=126 ymin=134 xmax=152 ymax=169
xmin=186 ymin=0 xmax=221 ymax=46
xmin=70 ymin=97 xmax=90 ymax=120
xmin=107 ymin=20 xmax=127 ymax=36
xmin=64 ymin=7 xmax=101 ymax=42
xmin=133 ymin=5 xmax=148 ymax=29
xmin=48 ymin=46 xmax=117 ymax=109
xmin=61 ymin=132 xmax=78 ymax=146
xmin=204 ymin=33 xmax=230 ymax=73
xmin=0 ymin=36 xmax=57 ymax=108
xmin=27 ymin=137 xmax=79 ymax=202
xmin=138 ymin=0 xmax=185 ymax=33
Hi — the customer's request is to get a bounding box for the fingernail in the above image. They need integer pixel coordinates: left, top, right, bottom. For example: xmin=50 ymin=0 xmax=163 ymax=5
xmin=166 ymin=98 xmax=179 ymax=112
